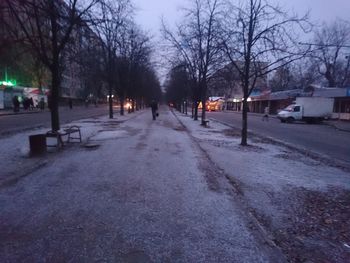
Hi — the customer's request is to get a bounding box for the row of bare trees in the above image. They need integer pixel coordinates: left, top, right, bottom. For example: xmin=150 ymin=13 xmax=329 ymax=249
xmin=163 ymin=0 xmax=311 ymax=145
xmin=270 ymin=19 xmax=350 ymax=91
xmin=1 ymin=0 xmax=161 ymax=131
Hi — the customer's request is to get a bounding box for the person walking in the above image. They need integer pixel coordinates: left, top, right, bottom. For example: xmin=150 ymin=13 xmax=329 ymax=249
xmin=12 ymin=96 xmax=20 ymax=113
xmin=262 ymin=106 xmax=269 ymax=121
xmin=29 ymin=97 xmax=34 ymax=110
xmin=150 ymin=100 xmax=158 ymax=120
xmin=39 ymin=98 xmax=45 ymax=110
xmin=68 ymin=98 xmax=73 ymax=109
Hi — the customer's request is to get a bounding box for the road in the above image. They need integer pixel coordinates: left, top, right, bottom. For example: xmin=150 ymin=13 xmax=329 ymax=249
xmin=207 ymin=111 xmax=350 ymax=164
xmin=0 ymin=106 xmax=111 ymax=135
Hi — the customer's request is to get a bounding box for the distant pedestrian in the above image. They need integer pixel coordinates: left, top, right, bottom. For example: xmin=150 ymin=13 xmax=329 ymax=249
xmin=150 ymin=100 xmax=158 ymax=120
xmin=262 ymin=106 xmax=269 ymax=121
xmin=68 ymin=98 xmax=73 ymax=109
xmin=29 ymin=97 xmax=34 ymax=110
xmin=39 ymin=98 xmax=45 ymax=110
xmin=12 ymin=96 xmax=20 ymax=113
xmin=23 ymin=97 xmax=29 ymax=110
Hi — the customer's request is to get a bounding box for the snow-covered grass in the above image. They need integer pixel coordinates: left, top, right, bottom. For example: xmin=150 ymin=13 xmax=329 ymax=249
xmin=175 ymin=112 xmax=350 ymax=191
xmin=0 ymin=113 xmax=139 ymax=185
xmin=173 ymin=110 xmax=350 ymax=262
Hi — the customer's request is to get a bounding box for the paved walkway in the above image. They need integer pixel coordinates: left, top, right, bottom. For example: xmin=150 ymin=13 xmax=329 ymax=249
xmin=0 ymin=108 xmax=281 ymax=262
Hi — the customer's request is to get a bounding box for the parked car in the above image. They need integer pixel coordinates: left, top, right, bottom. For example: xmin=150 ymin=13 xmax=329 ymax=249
xmin=277 ymin=97 xmax=334 ymax=123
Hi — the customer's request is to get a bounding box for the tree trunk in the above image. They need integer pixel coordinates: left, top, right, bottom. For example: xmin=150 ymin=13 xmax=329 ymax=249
xmin=201 ymin=96 xmax=206 ymax=125
xmin=50 ymin=64 xmax=60 ymax=131
xmin=136 ymin=99 xmax=140 ymax=111
xmin=191 ymin=102 xmax=194 ymax=118
xmin=120 ymin=95 xmax=124 ymax=116
xmin=132 ymin=100 xmax=135 ymax=112
xmin=325 ymin=65 xmax=336 ymax=87
xmin=108 ymin=87 xmax=113 ymax=119
xmin=194 ymin=101 xmax=198 ymax=120
xmin=241 ymin=99 xmax=248 ymax=146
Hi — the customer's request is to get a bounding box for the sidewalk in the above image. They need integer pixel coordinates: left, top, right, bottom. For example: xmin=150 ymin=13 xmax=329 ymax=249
xmin=0 ymin=108 xmax=280 ymax=262
xmin=323 ymin=119 xmax=350 ymax=132
xmin=0 ymin=107 xmax=349 ymax=262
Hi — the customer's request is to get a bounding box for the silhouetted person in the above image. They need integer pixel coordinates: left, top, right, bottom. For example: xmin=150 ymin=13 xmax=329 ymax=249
xmin=68 ymin=98 xmax=73 ymax=109
xmin=23 ymin=97 xmax=29 ymax=110
xmin=39 ymin=98 xmax=45 ymax=110
xmin=262 ymin=106 xmax=269 ymax=121
xmin=29 ymin=97 xmax=34 ymax=110
xmin=150 ymin=100 xmax=158 ymax=120
xmin=12 ymin=96 xmax=20 ymax=113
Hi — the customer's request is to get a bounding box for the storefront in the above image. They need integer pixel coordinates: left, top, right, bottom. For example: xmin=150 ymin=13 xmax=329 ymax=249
xmin=0 ymin=85 xmax=48 ymax=109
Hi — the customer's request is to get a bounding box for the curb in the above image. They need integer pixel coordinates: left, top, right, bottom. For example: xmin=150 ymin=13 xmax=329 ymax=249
xmin=323 ymin=122 xmax=350 ymax=133
xmin=0 ymin=110 xmax=47 ymax=116
xmin=208 ymin=117 xmax=350 ymax=172
xmin=172 ymin=109 xmax=287 ymax=262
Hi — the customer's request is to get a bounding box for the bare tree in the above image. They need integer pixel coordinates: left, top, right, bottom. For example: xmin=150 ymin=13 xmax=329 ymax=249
xmin=116 ymin=24 xmax=151 ymax=114
xmin=269 ymin=64 xmax=295 ymax=91
xmin=207 ymin=63 xmax=241 ymax=106
xmin=308 ymin=19 xmax=350 ymax=87
xmin=165 ymin=63 xmax=191 ymax=111
xmin=92 ymin=0 xmax=132 ymax=118
xmin=162 ymin=0 xmax=224 ymax=125
xmin=5 ymin=0 xmax=99 ymax=131
xmin=221 ymin=0 xmax=310 ymax=145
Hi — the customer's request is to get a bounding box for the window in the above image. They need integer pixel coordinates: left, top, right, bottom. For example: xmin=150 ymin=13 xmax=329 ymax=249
xmin=293 ymin=106 xmax=300 ymax=112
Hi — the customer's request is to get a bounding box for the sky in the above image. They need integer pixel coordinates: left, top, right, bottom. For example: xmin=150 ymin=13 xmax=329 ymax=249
xmin=132 ymin=0 xmax=350 ymax=83
xmin=133 ymin=0 xmax=350 ymax=37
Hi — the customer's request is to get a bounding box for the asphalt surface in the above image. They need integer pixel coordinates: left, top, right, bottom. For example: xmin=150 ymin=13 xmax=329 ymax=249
xmin=207 ymin=111 xmax=350 ymax=164
xmin=0 ymin=106 xmax=110 ymax=135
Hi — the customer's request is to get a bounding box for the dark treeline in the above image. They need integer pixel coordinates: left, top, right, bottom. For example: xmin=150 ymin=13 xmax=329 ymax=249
xmin=0 ymin=0 xmax=162 ymax=131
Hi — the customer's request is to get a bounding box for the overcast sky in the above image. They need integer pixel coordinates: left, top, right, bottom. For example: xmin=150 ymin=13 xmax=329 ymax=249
xmin=132 ymin=0 xmax=350 ymax=83
xmin=133 ymin=0 xmax=350 ymax=37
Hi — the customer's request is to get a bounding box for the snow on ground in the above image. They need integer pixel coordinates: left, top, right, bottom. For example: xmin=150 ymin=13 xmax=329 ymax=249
xmin=1 ymin=107 xmax=349 ymax=262
xmin=0 ymin=107 xmax=280 ymax=262
xmin=175 ymin=112 xmax=350 ymax=192
xmin=0 ymin=114 xmax=135 ymax=185
xmin=173 ymin=110 xmax=350 ymax=262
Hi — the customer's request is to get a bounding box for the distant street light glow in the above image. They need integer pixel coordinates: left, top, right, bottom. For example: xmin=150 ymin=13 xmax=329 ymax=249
xmin=0 ymin=80 xmax=16 ymax=86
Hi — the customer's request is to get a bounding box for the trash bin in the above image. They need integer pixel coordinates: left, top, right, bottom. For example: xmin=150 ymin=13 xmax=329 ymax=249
xmin=29 ymin=134 xmax=46 ymax=155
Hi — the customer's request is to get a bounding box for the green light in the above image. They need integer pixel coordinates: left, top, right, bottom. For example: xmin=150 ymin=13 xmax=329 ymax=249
xmin=0 ymin=80 xmax=16 ymax=86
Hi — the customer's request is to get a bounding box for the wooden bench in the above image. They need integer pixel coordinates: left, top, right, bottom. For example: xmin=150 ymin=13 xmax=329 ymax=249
xmin=46 ymin=125 xmax=81 ymax=149
xmin=63 ymin=125 xmax=82 ymax=143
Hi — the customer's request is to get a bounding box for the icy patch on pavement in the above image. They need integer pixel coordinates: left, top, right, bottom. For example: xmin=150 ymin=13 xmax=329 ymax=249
xmin=90 ymin=130 xmax=128 ymax=141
